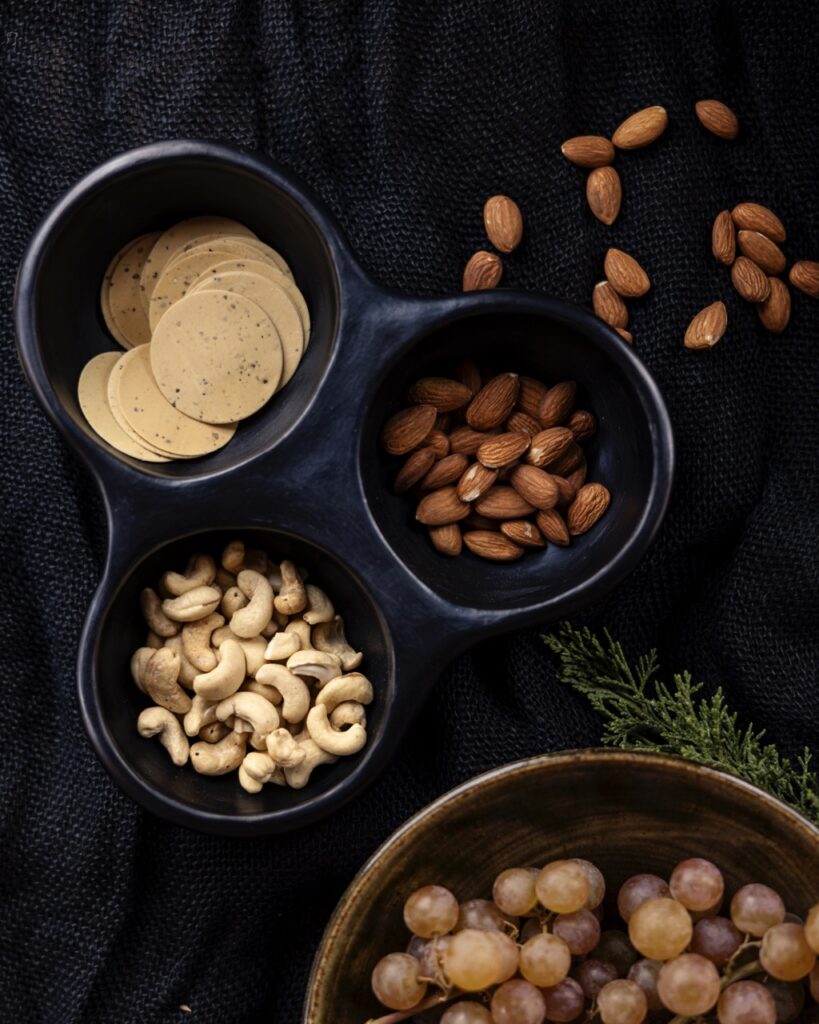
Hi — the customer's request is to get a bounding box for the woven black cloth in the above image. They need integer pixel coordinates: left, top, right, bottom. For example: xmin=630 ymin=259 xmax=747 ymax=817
xmin=2 ymin=1 xmax=818 ymax=1021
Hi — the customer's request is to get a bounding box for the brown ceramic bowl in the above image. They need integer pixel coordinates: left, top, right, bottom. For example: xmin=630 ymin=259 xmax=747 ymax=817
xmin=303 ymin=750 xmax=819 ymax=1023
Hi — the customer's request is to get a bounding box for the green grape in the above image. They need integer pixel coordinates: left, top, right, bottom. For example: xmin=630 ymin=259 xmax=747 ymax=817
xmin=717 ymin=980 xmax=777 ymax=1024
xmin=572 ymin=858 xmax=606 ymax=909
xmin=656 ymin=953 xmax=720 ymax=1016
xmin=669 ymin=857 xmax=724 ymax=912
xmin=441 ymin=1002 xmax=493 ymax=1024
xmin=490 ymin=979 xmax=547 ymax=1024
xmin=628 ymin=898 xmax=693 ymax=961
xmin=404 ymin=885 xmax=460 ymax=938
xmin=493 ymin=868 xmax=538 ymax=916
xmin=592 ymin=929 xmax=639 ymax=975
xmin=519 ymin=933 xmax=571 ymax=987
xmin=540 ymin=977 xmax=585 ymax=1023
xmin=371 ymin=952 xmax=427 ymax=1010
xmin=806 ymin=904 xmax=819 ymax=955
xmin=691 ymin=915 xmax=743 ymax=966
xmin=443 ymin=928 xmax=503 ymax=990
xmin=759 ymin=922 xmax=817 ymax=981
xmin=617 ymin=874 xmax=671 ymax=923
xmin=456 ymin=899 xmax=506 ymax=932
xmin=535 ymin=860 xmax=590 ymax=914
xmin=730 ymin=884 xmax=785 ymax=937
xmin=553 ymin=908 xmax=600 ymax=954
xmin=488 ymin=931 xmax=520 ymax=983
xmin=597 ymin=979 xmax=648 ymax=1024
xmin=417 ymin=935 xmax=451 ymax=979
xmin=578 ymin=959 xmax=618 ymax=1000
xmin=519 ymin=918 xmax=542 ymax=943
xmin=626 ymin=959 xmax=663 ymax=1011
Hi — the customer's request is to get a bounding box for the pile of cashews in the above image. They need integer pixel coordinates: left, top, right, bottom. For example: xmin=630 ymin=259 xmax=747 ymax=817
xmin=132 ymin=539 xmax=373 ymax=792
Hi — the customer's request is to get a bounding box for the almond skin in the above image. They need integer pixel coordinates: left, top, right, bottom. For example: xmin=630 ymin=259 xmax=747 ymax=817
xmin=757 ymin=278 xmax=791 ymax=333
xmin=712 ymin=210 xmax=736 ymax=266
xmin=381 ymin=405 xmax=436 ymax=455
xmin=567 ymin=483 xmax=611 ymax=535
xmin=516 ymin=376 xmax=549 ymax=419
xmin=737 ymin=230 xmax=786 ymax=276
xmin=428 ymin=523 xmax=462 ymax=557
xmin=535 ymin=508 xmax=571 ymax=546
xmin=586 ymin=166 xmax=622 ymax=225
xmin=506 ymin=411 xmax=542 ymax=436
xmin=420 ymin=453 xmax=470 ymax=491
xmin=592 ymin=280 xmax=629 ymax=328
xmin=567 ymin=409 xmax=596 ymax=442
xmin=500 ymin=520 xmax=545 ymax=548
xmin=684 ymin=301 xmax=728 ymax=350
xmin=449 ymin=426 xmax=495 ymax=456
xmin=538 ymin=381 xmax=577 ymax=427
xmin=731 ymin=256 xmax=771 ymax=302
xmin=394 ymin=447 xmax=436 ymax=493
xmin=415 ymin=487 xmax=471 ymax=526
xmin=474 ymin=486 xmax=535 ymax=520
xmin=509 ymin=465 xmax=560 ymax=510
xmin=456 ymin=358 xmax=483 ymax=396
xmin=463 ymin=531 xmax=524 ymax=561
xmin=407 ymin=377 xmax=472 ymax=412
xmin=526 ymin=427 xmax=575 ymax=468
xmin=612 ymin=105 xmax=668 ymax=149
xmin=604 ymin=248 xmax=651 ymax=298
xmin=463 ymin=250 xmax=502 ymax=291
xmin=560 ymin=135 xmax=615 ymax=168
xmin=484 ymin=195 xmax=523 ymax=253
xmin=789 ymin=260 xmax=819 ymax=298
xmin=457 ymin=462 xmax=499 ymax=502
xmin=615 ymin=327 xmax=633 ymax=344
xmin=695 ymin=100 xmax=739 ymax=139
xmin=477 ymin=432 xmax=531 ymax=469
xmin=466 ymin=373 xmax=520 ymax=430
xmin=731 ymin=203 xmax=786 ymax=243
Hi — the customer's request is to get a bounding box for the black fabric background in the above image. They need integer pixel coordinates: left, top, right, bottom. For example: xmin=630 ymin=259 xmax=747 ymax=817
xmin=1 ymin=2 xmax=818 ymax=1021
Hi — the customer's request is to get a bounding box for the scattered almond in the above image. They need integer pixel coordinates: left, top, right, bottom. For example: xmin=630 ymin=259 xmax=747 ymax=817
xmin=463 ymin=250 xmax=503 ymax=292
xmin=483 ymin=195 xmax=523 ymax=253
xmin=789 ymin=260 xmax=819 ymax=299
xmin=586 ymin=167 xmax=622 ymax=225
xmin=539 ymin=381 xmax=577 ymax=427
xmin=612 ymin=105 xmax=668 ymax=150
xmin=475 ymin=486 xmax=535 ymax=520
xmin=394 ymin=447 xmax=436 ymax=493
xmin=592 ymin=280 xmax=629 ymax=329
xmin=535 ymin=508 xmax=570 ymax=546
xmin=420 ymin=453 xmax=470 ymax=491
xmin=695 ymin=100 xmax=739 ymax=139
xmin=510 ymin=465 xmax=560 ymax=510
xmin=477 ymin=432 xmax=531 ymax=469
xmin=516 ymin=376 xmax=549 ymax=419
xmin=415 ymin=487 xmax=471 ymax=526
xmin=463 ymin=531 xmax=524 ymax=561
xmin=560 ymin=135 xmax=615 ymax=168
xmin=457 ymin=462 xmax=499 ymax=503
xmin=711 ymin=210 xmax=736 ymax=266
xmin=567 ymin=410 xmax=596 ymax=442
xmin=604 ymin=248 xmax=651 ymax=298
xmin=466 ymin=373 xmax=520 ymax=430
xmin=408 ymin=377 xmax=472 ymax=412
xmin=731 ymin=256 xmax=771 ymax=302
xmin=526 ymin=427 xmax=575 ymax=468
xmin=567 ymin=483 xmax=611 ymax=535
xmin=737 ymin=230 xmax=786 ymax=276
xmin=731 ymin=203 xmax=786 ymax=243
xmin=500 ymin=520 xmax=545 ymax=548
xmin=381 ymin=405 xmax=437 ymax=455
xmin=506 ymin=411 xmax=542 ymax=436
xmin=684 ymin=301 xmax=728 ymax=350
xmin=756 ymin=278 xmax=791 ymax=334
xmin=428 ymin=523 xmax=463 ymax=557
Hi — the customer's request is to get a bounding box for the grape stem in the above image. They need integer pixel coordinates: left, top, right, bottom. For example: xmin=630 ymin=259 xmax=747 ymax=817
xmin=364 ymin=988 xmax=459 ymax=1024
xmin=667 ymin=960 xmax=763 ymax=1024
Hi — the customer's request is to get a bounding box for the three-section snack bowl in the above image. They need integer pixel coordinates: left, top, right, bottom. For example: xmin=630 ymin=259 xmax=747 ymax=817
xmin=14 ymin=140 xmax=674 ymax=835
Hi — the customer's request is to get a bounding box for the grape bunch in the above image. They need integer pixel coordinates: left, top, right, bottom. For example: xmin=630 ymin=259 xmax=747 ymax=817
xmin=366 ymin=857 xmax=819 ymax=1024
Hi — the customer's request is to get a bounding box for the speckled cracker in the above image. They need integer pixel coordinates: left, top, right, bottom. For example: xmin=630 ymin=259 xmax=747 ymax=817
xmin=106 ymin=351 xmax=181 ymax=456
xmin=196 ymin=258 xmax=310 ymax=338
xmin=150 ymin=290 xmax=283 ymax=423
xmin=100 ymin=232 xmax=161 ymax=349
xmin=148 ymin=250 xmax=240 ymax=331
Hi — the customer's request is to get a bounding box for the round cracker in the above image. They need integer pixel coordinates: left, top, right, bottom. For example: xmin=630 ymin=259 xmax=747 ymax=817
xmin=150 ymin=291 xmax=283 ymax=422
xmin=228 ymin=237 xmax=293 ymax=278
xmin=116 ymin=345 xmax=237 ymax=457
xmin=100 ymin=234 xmax=153 ymax=347
xmin=193 ymin=258 xmax=310 ymax=338
xmin=168 ymin=235 xmax=293 ymax=279
xmin=106 ymin=353 xmax=178 ymax=456
xmin=190 ymin=272 xmax=304 ymax=389
xmin=149 ymin=250 xmax=241 ymax=331
xmin=104 ymin=232 xmax=161 ymax=348
xmin=78 ymin=352 xmax=170 ymax=462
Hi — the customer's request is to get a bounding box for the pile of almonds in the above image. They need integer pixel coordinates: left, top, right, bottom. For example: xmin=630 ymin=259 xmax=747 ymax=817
xmin=380 ymin=362 xmax=610 ymax=561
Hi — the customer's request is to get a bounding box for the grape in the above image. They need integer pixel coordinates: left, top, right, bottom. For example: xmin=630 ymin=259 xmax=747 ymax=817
xmin=404 ymin=885 xmax=460 ymax=938
xmin=617 ymin=874 xmax=671 ymax=923
xmin=628 ymin=898 xmax=693 ymax=961
xmin=626 ymin=959 xmax=663 ymax=1011
xmin=418 ymin=935 xmax=451 ymax=979
xmin=656 ymin=953 xmax=720 ymax=1016
xmin=443 ymin=929 xmax=504 ymax=990
xmin=553 ymin=908 xmax=600 ymax=955
xmin=490 ymin=979 xmax=546 ymax=1024
xmin=763 ymin=978 xmax=805 ymax=1023
xmin=759 ymin=922 xmax=817 ymax=981
xmin=519 ymin=918 xmax=542 ymax=943
xmin=536 ymin=860 xmax=590 ymax=914
xmin=593 ymin=929 xmax=639 ymax=976
xmin=371 ymin=952 xmax=427 ymax=1010
xmin=488 ymin=931 xmax=520 ymax=983
xmin=540 ymin=977 xmax=585 ymax=1023
xmin=406 ymin=934 xmax=427 ymax=960
xmin=597 ymin=979 xmax=648 ymax=1024
xmin=493 ymin=868 xmax=538 ymax=916
xmin=519 ymin=933 xmax=571 ymax=987
xmin=811 ymin=962 xmax=819 ymax=1002
xmin=669 ymin=857 xmax=724 ymax=912
xmin=717 ymin=981 xmax=777 ymax=1024
xmin=441 ymin=1002 xmax=493 ymax=1024
xmin=572 ymin=858 xmax=606 ymax=909
xmin=456 ymin=899 xmax=506 ymax=932
xmin=691 ymin=915 xmax=743 ymax=966
xmin=730 ymin=884 xmax=785 ymax=937
xmin=806 ymin=904 xmax=819 ymax=954
xmin=578 ymin=959 xmax=618 ymax=1000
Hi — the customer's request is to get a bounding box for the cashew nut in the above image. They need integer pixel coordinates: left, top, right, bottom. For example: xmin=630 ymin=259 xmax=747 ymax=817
xmin=140 ymin=588 xmax=179 ymax=637
xmin=162 ymin=586 xmax=221 ymax=623
xmin=256 ymin=663 xmax=311 ymax=723
xmin=215 ymin=566 xmax=236 ymax=591
xmin=239 ymin=636 xmax=267 ymax=677
xmin=261 ymin=619 xmax=278 ymax=638
xmin=238 ymin=751 xmax=284 ymax=793
xmin=183 ymin=694 xmax=219 ymax=737
xmin=283 ymin=735 xmax=337 ymax=789
xmin=137 ymin=706 xmax=189 ymax=766
xmin=312 ymin=615 xmax=364 ymax=671
xmin=306 ymin=704 xmax=367 ymax=756
xmin=315 ymin=672 xmax=374 ymax=714
xmin=221 ymin=586 xmax=247 ymax=619
xmin=221 ymin=540 xmax=245 ymax=574
xmin=242 ymin=548 xmax=268 ymax=574
xmin=250 ymin=730 xmax=270 ymax=751
xmin=302 ymin=584 xmax=335 ymax=625
xmin=330 ymin=701 xmax=367 ymax=730
xmin=266 ymin=563 xmax=282 ymax=590
xmin=264 ymin=632 xmax=301 ymax=662
xmin=286 ymin=649 xmax=342 ymax=687
xmin=216 ymin=692 xmax=280 ymax=735
xmin=190 ymin=730 xmax=247 ymax=775
xmin=284 ymin=617 xmax=313 ymax=650
xmin=130 ymin=647 xmax=155 ymax=692
xmin=230 ymin=570 xmax=274 ymax=639
xmin=181 ymin=612 xmax=224 ymax=672
xmin=242 ymin=679 xmax=283 ymax=705
xmin=199 ymin=722 xmax=229 ymax=743
xmin=265 ymin=727 xmax=306 ymax=768
xmin=193 ymin=639 xmax=246 ymax=700
xmin=274 ymin=560 xmax=306 ymax=616
xmin=162 ymin=634 xmax=199 ymax=688
xmin=143 ymin=647 xmax=191 ymax=714
xmin=161 ymin=553 xmax=217 ymax=596
xmin=145 ymin=630 xmax=164 ymax=649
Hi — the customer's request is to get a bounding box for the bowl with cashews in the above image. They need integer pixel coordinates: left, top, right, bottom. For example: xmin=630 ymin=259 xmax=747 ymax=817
xmin=15 ymin=141 xmax=673 ymax=833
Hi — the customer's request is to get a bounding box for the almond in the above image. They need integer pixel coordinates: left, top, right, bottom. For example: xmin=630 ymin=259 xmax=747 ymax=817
xmin=449 ymin=426 xmax=495 ymax=456
xmin=457 ymin=462 xmax=499 ymax=502
xmin=756 ymin=278 xmax=791 ymax=334
xmin=394 ymin=447 xmax=436 ymax=493
xmin=711 ymin=210 xmax=736 ymax=266
xmin=466 ymin=373 xmax=520 ymax=430
xmin=695 ymin=100 xmax=739 ymax=139
xmin=474 ymin=486 xmax=535 ymax=520
xmin=684 ymin=301 xmax=728 ymax=350
xmin=464 ymin=513 xmax=497 ymax=531
xmin=552 ymin=474 xmax=577 ymax=506
xmin=509 ymin=465 xmax=559 ymax=510
xmin=604 ymin=248 xmax=651 ymax=298
xmin=463 ymin=530 xmax=524 ymax=561
xmin=428 ymin=523 xmax=462 ymax=557
xmin=426 ymin=430 xmax=451 ymax=459
xmin=456 ymin=358 xmax=483 ymax=396
xmin=516 ymin=376 xmax=549 ymax=419
xmin=500 ymin=520 xmax=545 ymax=548
xmin=535 ymin=508 xmax=571 ymax=546
xmin=731 ymin=256 xmax=770 ymax=302
xmin=567 ymin=409 xmax=596 ymax=442
xmin=463 ymin=250 xmax=502 ymax=292
xmin=737 ymin=230 xmax=786 ymax=276
xmin=407 ymin=377 xmax=472 ymax=412
xmin=420 ymin=453 xmax=470 ymax=491
xmin=477 ymin=432 xmax=530 ymax=468
xmin=615 ymin=327 xmax=633 ymax=344
xmin=789 ymin=260 xmax=819 ymax=299
xmin=381 ymin=405 xmax=436 ymax=455
xmin=526 ymin=427 xmax=575 ymax=468
xmin=415 ymin=487 xmax=471 ymax=526
xmin=560 ymin=135 xmax=615 ymax=168
xmin=538 ymin=381 xmax=577 ymax=427
xmin=567 ymin=463 xmax=588 ymax=491
xmin=731 ymin=202 xmax=786 ymax=243
xmin=483 ymin=195 xmax=523 ymax=253
xmin=506 ymin=410 xmax=542 ymax=436
xmin=567 ymin=483 xmax=611 ymax=535
xmin=435 ymin=412 xmax=451 ymax=432
xmin=592 ymin=280 xmax=629 ymax=328
xmin=586 ymin=166 xmax=622 ymax=225
xmin=612 ymin=105 xmax=668 ymax=149
xmin=547 ymin=442 xmax=584 ymax=477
